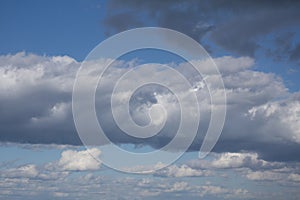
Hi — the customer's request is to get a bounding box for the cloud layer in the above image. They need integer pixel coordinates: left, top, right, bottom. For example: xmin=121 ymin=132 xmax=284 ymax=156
xmin=0 ymin=52 xmax=299 ymax=162
xmin=1 ymin=147 xmax=299 ymax=200
xmin=103 ymin=0 xmax=300 ymax=64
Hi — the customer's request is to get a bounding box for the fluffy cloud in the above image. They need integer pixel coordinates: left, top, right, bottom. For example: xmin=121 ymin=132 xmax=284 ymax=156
xmin=58 ymin=148 xmax=102 ymax=171
xmin=3 ymin=164 xmax=39 ymax=179
xmin=154 ymin=164 xmax=211 ymax=177
xmin=0 ymin=52 xmax=80 ymax=145
xmin=0 ymin=52 xmax=300 ymax=162
xmin=187 ymin=152 xmax=300 ymax=186
xmin=188 ymin=152 xmax=283 ymax=170
xmin=248 ymin=96 xmax=300 ymax=143
xmin=0 ymin=145 xmax=299 ymax=200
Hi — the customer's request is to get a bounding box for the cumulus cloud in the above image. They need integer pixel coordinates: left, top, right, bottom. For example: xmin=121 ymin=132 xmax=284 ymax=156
xmin=188 ymin=152 xmax=283 ymax=170
xmin=154 ymin=164 xmax=211 ymax=178
xmin=0 ymin=52 xmax=81 ymax=145
xmin=3 ymin=164 xmax=39 ymax=179
xmin=58 ymin=148 xmax=102 ymax=171
xmin=187 ymin=152 xmax=300 ymax=186
xmin=247 ymin=96 xmax=300 ymax=144
xmin=0 ymin=52 xmax=299 ymax=162
xmin=0 ymin=167 xmax=254 ymax=200
xmin=1 ymin=147 xmax=299 ymax=200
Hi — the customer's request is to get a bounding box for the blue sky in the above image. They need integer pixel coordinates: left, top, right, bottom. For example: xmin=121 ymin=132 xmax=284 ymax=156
xmin=1 ymin=0 xmax=300 ymax=199
xmin=0 ymin=0 xmax=105 ymax=60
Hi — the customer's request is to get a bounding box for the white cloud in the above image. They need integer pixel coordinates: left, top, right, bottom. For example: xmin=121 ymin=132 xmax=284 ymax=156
xmin=0 ymin=52 xmax=77 ymax=96
xmin=188 ymin=152 xmax=283 ymax=170
xmin=186 ymin=152 xmax=300 ymax=185
xmin=4 ymin=164 xmax=39 ymax=178
xmin=288 ymin=173 xmax=300 ymax=182
xmin=200 ymin=185 xmax=228 ymax=196
xmin=165 ymin=182 xmax=190 ymax=192
xmin=1 ymin=164 xmax=69 ymax=180
xmin=248 ymin=97 xmax=300 ymax=143
xmin=245 ymin=171 xmax=283 ymax=181
xmin=154 ymin=164 xmax=211 ymax=177
xmin=53 ymin=192 xmax=69 ymax=197
xmin=58 ymin=148 xmax=102 ymax=171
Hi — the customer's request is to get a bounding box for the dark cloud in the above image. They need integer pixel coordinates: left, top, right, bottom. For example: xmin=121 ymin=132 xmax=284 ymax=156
xmin=103 ymin=0 xmax=300 ymax=60
xmin=290 ymin=43 xmax=300 ymax=61
xmin=103 ymin=12 xmax=144 ymax=35
xmin=0 ymin=53 xmax=81 ymax=145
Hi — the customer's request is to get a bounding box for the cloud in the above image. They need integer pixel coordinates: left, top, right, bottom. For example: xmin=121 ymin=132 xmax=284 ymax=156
xmin=245 ymin=170 xmax=283 ymax=181
xmin=247 ymin=97 xmax=300 ymax=143
xmin=136 ymin=178 xmax=251 ymax=199
xmin=290 ymin=43 xmax=300 ymax=61
xmin=154 ymin=164 xmax=211 ymax=177
xmin=1 ymin=145 xmax=299 ymax=200
xmin=0 ymin=52 xmax=81 ymax=145
xmin=0 ymin=167 xmax=254 ymax=200
xmin=1 ymin=164 xmax=69 ymax=181
xmin=0 ymin=52 xmax=300 ymax=162
xmin=187 ymin=152 xmax=300 ymax=187
xmin=103 ymin=0 xmax=300 ymax=62
xmin=198 ymin=185 xmax=250 ymax=199
xmin=4 ymin=164 xmax=39 ymax=179
xmin=58 ymin=148 xmax=101 ymax=171
xmin=288 ymin=173 xmax=300 ymax=182
xmin=188 ymin=152 xmax=284 ymax=170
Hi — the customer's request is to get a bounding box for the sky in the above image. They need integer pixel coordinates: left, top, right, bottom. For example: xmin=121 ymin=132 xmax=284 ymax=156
xmin=0 ymin=0 xmax=300 ymax=199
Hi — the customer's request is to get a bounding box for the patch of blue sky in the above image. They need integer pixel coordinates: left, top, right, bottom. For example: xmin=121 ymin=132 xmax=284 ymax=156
xmin=0 ymin=145 xmax=62 ymax=166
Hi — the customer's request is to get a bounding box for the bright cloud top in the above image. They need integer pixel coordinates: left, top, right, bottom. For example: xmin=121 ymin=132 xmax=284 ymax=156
xmin=58 ymin=148 xmax=101 ymax=171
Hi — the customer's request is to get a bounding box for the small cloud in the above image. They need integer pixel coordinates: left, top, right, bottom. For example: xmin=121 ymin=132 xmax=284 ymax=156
xmin=154 ymin=164 xmax=211 ymax=178
xmin=58 ymin=148 xmax=102 ymax=171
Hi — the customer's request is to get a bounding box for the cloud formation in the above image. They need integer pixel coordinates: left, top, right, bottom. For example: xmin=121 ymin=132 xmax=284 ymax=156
xmin=103 ymin=0 xmax=300 ymax=63
xmin=58 ymin=148 xmax=101 ymax=171
xmin=0 ymin=146 xmax=299 ymax=200
xmin=0 ymin=52 xmax=299 ymax=162
xmin=154 ymin=164 xmax=211 ymax=178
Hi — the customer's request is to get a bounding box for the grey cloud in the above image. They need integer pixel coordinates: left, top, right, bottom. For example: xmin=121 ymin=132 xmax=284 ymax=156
xmin=103 ymin=12 xmax=144 ymax=35
xmin=290 ymin=43 xmax=300 ymax=61
xmin=0 ymin=52 xmax=81 ymax=145
xmin=103 ymin=0 xmax=300 ymax=61
xmin=209 ymin=1 xmax=300 ymax=57
xmin=154 ymin=164 xmax=211 ymax=178
xmin=0 ymin=53 xmax=300 ymax=163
